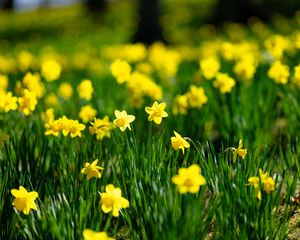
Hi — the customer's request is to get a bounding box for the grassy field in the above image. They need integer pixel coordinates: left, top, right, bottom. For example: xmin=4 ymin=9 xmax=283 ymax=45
xmin=0 ymin=2 xmax=299 ymax=239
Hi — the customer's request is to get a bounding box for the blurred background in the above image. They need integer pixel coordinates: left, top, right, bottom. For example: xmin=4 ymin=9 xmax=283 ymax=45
xmin=0 ymin=0 xmax=299 ymax=49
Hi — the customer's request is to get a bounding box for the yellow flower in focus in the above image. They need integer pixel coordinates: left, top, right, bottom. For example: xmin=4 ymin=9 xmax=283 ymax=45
xmin=11 ymin=186 xmax=38 ymax=215
xmin=232 ymin=139 xmax=247 ymax=163
xmin=200 ymin=57 xmax=220 ymax=80
xmin=67 ymin=119 xmax=86 ymax=138
xmin=89 ymin=117 xmax=114 ymax=140
xmin=81 ymin=159 xmax=104 ymax=180
xmin=0 ymin=92 xmax=18 ymax=112
xmin=18 ymin=89 xmax=38 ymax=115
xmin=172 ymin=164 xmax=206 ymax=194
xmin=79 ymin=105 xmax=97 ymax=123
xmin=113 ymin=110 xmax=135 ymax=131
xmin=44 ymin=119 xmax=61 ymax=137
xmin=268 ymin=61 xmax=289 ymax=84
xmin=187 ymin=85 xmax=208 ymax=108
xmin=145 ymin=101 xmax=168 ymax=125
xmin=83 ymin=229 xmax=114 ymax=240
xmin=213 ymin=73 xmax=236 ymax=94
xmin=171 ymin=131 xmax=190 ymax=154
xmin=77 ymin=79 xmax=94 ymax=101
xmin=58 ymin=82 xmax=73 ymax=100
xmin=100 ymin=184 xmax=129 ymax=217
xmin=41 ymin=60 xmax=62 ymax=81
xmin=110 ymin=59 xmax=131 ymax=84
xmin=292 ymin=65 xmax=300 ymax=89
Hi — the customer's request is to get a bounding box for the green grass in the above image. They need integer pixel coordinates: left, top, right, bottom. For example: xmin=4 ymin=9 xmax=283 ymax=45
xmin=0 ymin=2 xmax=300 ymax=240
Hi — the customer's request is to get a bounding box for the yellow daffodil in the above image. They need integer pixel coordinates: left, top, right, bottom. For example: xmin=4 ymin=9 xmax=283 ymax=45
xmin=81 ymin=159 xmax=104 ymax=180
xmin=18 ymin=89 xmax=38 ymax=115
xmin=213 ymin=73 xmax=236 ymax=94
xmin=89 ymin=117 xmax=114 ymax=140
xmin=58 ymin=82 xmax=73 ymax=100
xmin=22 ymin=72 xmax=45 ymax=98
xmin=172 ymin=94 xmax=188 ymax=115
xmin=200 ymin=57 xmax=220 ymax=80
xmin=79 ymin=105 xmax=97 ymax=123
xmin=77 ymin=79 xmax=94 ymax=101
xmin=83 ymin=229 xmax=114 ymax=240
xmin=187 ymin=85 xmax=208 ymax=108
xmin=0 ymin=74 xmax=8 ymax=92
xmin=11 ymin=186 xmax=38 ymax=215
xmin=110 ymin=59 xmax=131 ymax=84
xmin=41 ymin=60 xmax=62 ymax=82
xmin=100 ymin=184 xmax=129 ymax=217
xmin=44 ymin=119 xmax=61 ymax=137
xmin=268 ymin=61 xmax=289 ymax=84
xmin=171 ymin=131 xmax=190 ymax=154
xmin=67 ymin=119 xmax=86 ymax=138
xmin=231 ymin=139 xmax=247 ymax=163
xmin=0 ymin=91 xmax=18 ymax=112
xmin=113 ymin=110 xmax=135 ymax=132
xmin=247 ymin=169 xmax=275 ymax=200
xmin=172 ymin=164 xmax=206 ymax=194
xmin=145 ymin=101 xmax=168 ymax=125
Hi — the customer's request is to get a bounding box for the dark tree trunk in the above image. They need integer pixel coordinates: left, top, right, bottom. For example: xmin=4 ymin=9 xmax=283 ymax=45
xmin=133 ymin=0 xmax=165 ymax=45
xmin=86 ymin=0 xmax=107 ymax=13
xmin=210 ymin=0 xmax=270 ymax=24
xmin=1 ymin=0 xmax=13 ymax=10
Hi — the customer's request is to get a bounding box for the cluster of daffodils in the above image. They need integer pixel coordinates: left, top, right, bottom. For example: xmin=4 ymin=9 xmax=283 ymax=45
xmin=247 ymin=169 xmax=275 ymax=201
xmin=0 ymin=89 xmax=37 ymax=115
xmin=16 ymin=72 xmax=45 ymax=98
xmin=110 ymin=60 xmax=162 ymax=107
xmin=0 ymin=73 xmax=39 ymax=115
xmin=80 ymin=159 xmax=128 ymax=239
xmin=45 ymin=116 xmax=85 ymax=138
xmin=173 ymin=85 xmax=208 ymax=115
xmin=80 ymin=161 xmax=129 ymax=216
xmin=148 ymin=43 xmax=181 ymax=78
xmin=103 ymin=43 xmax=146 ymax=63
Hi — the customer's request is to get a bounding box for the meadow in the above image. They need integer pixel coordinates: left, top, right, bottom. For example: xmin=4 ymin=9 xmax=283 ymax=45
xmin=0 ymin=2 xmax=299 ymax=239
